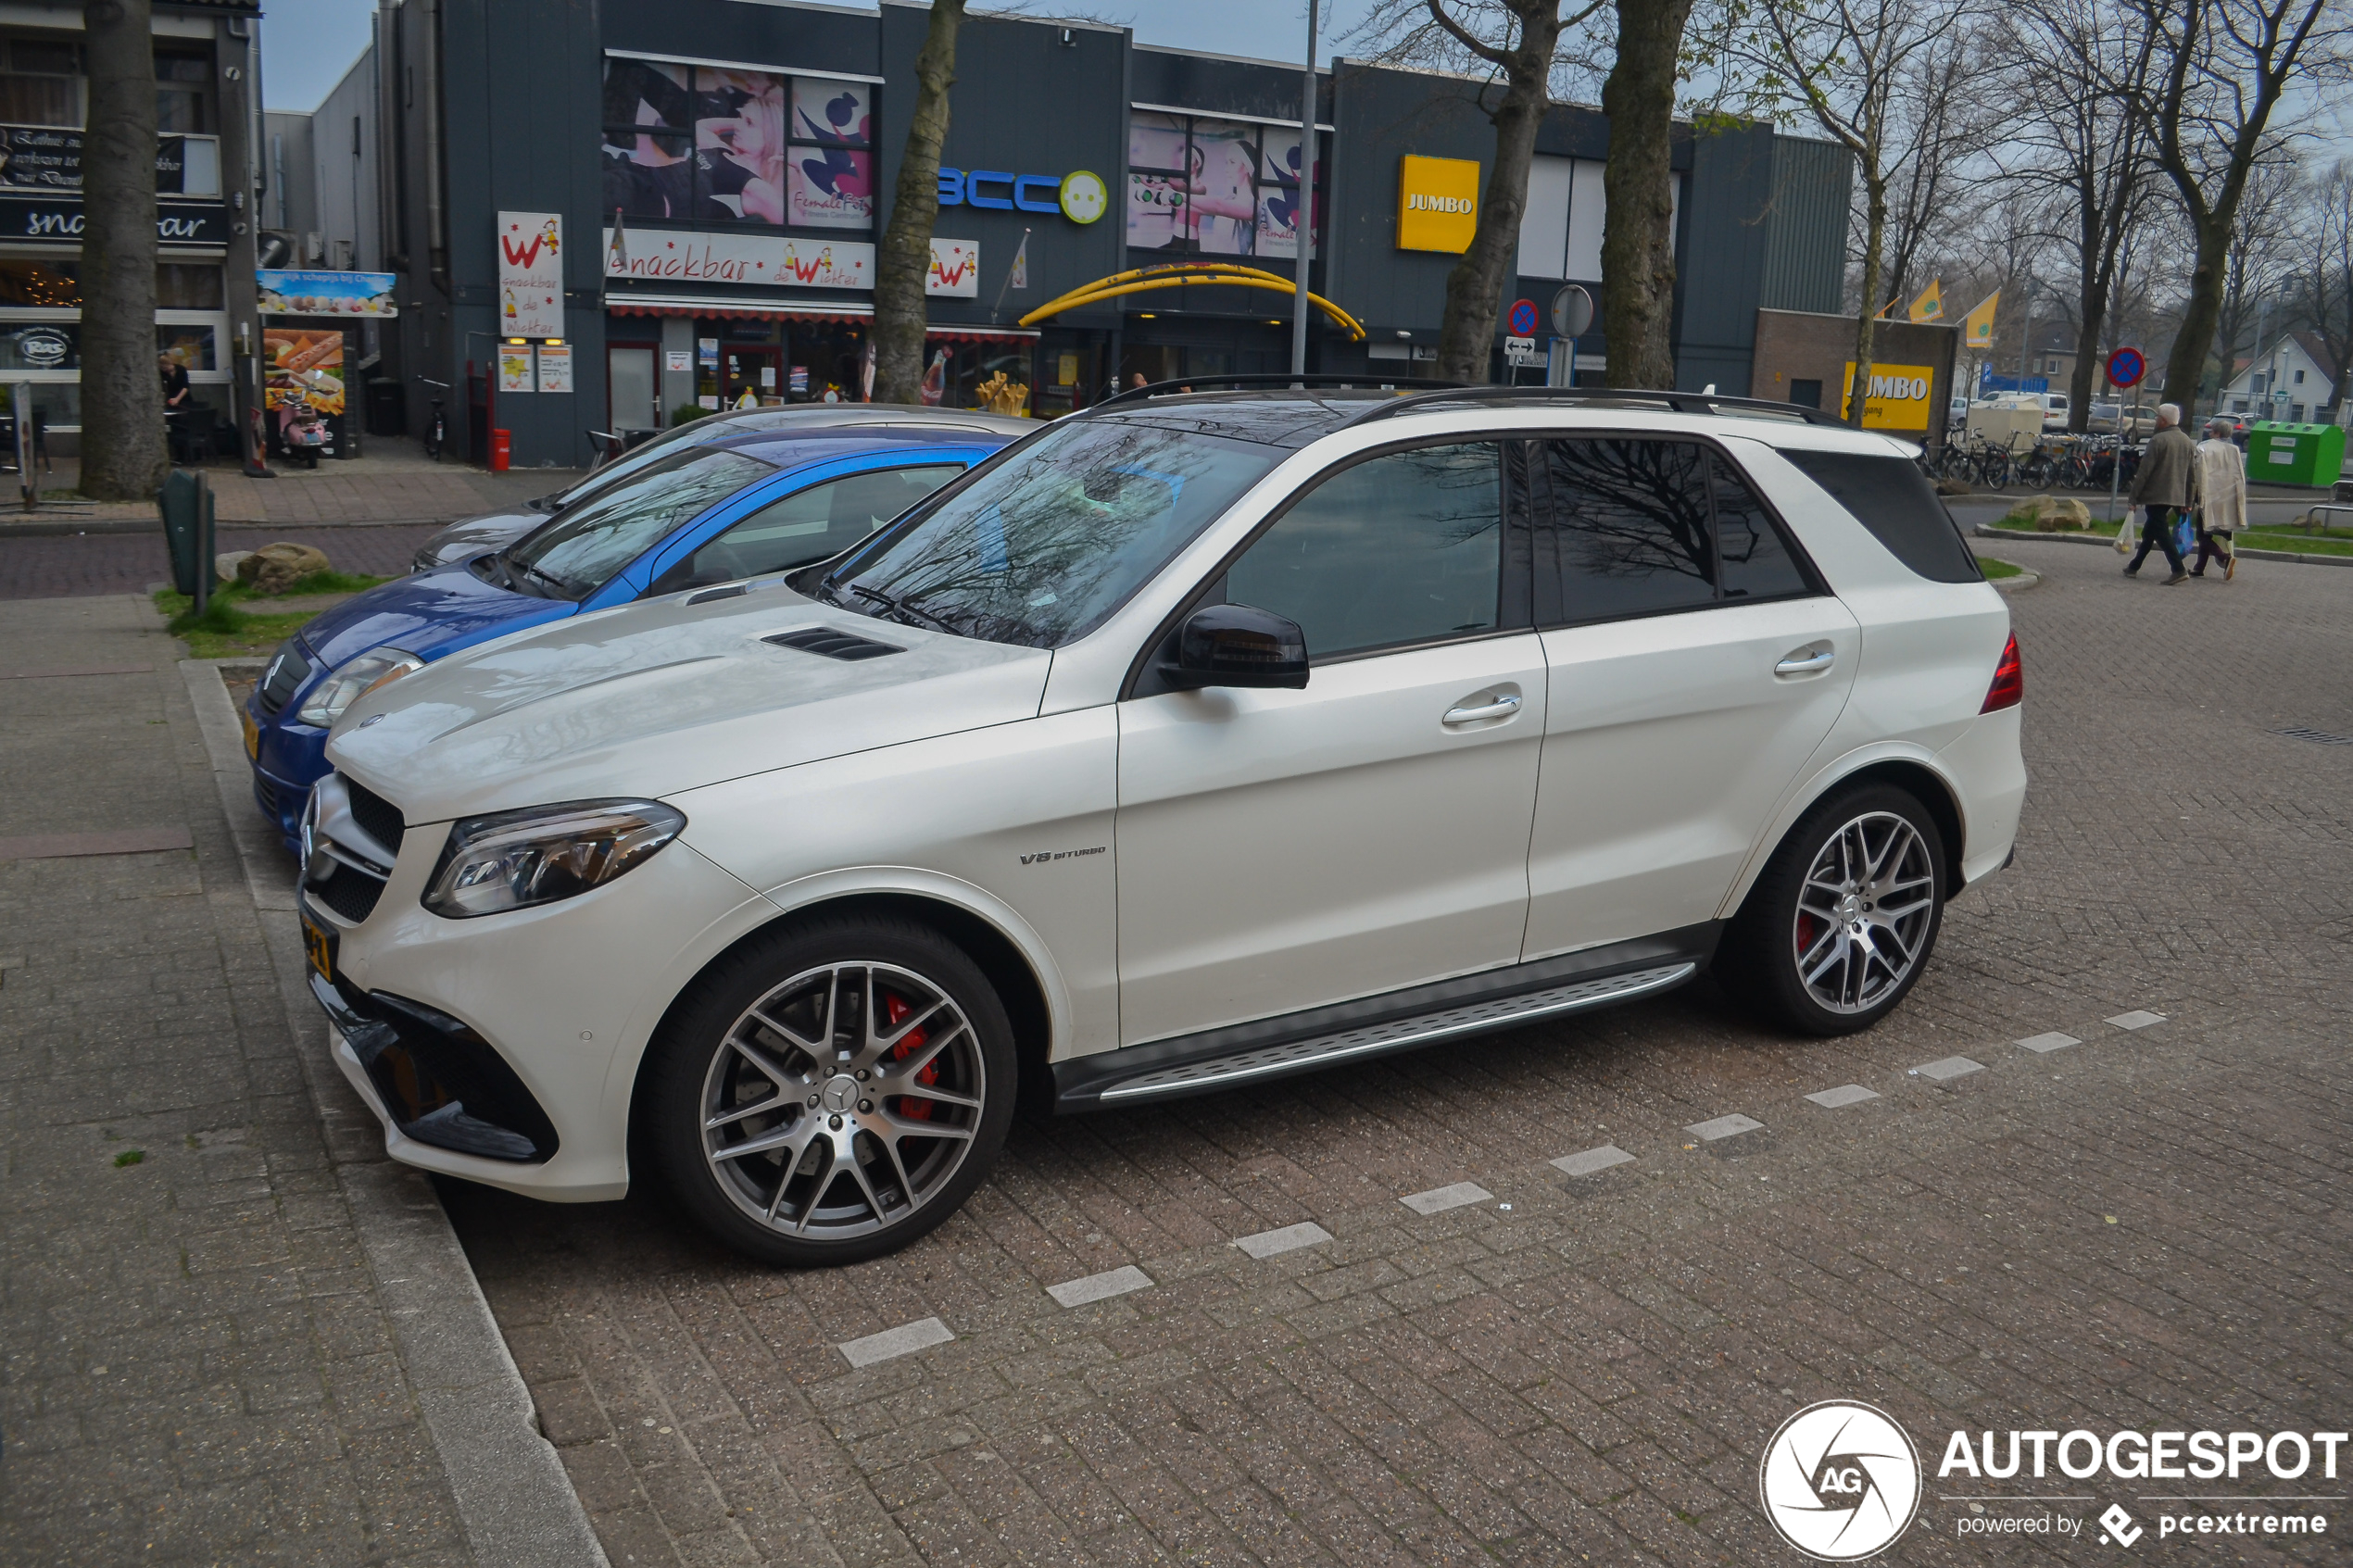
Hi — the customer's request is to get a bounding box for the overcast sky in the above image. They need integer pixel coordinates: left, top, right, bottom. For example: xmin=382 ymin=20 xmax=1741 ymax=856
xmin=263 ymin=0 xmax=1378 ymax=114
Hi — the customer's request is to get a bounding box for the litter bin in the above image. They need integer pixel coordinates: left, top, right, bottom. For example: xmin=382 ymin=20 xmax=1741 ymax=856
xmin=366 ymin=377 xmax=406 ymax=437
xmin=2245 ymin=420 xmax=2347 ymax=488
xmin=157 ymin=470 xmax=215 ymax=598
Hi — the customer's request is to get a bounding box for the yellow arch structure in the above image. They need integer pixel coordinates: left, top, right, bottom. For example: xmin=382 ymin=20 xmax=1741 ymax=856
xmin=1017 ymin=262 xmax=1366 ymax=342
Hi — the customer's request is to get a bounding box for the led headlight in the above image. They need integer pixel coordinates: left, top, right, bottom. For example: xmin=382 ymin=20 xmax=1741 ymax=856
xmin=422 ymin=799 xmax=686 ymax=919
xmin=298 ymin=647 xmax=422 ymax=727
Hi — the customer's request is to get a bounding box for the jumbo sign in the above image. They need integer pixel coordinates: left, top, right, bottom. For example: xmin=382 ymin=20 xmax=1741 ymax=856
xmin=1842 ymin=360 xmax=1938 ymax=432
xmin=1396 ymin=155 xmax=1480 ymax=253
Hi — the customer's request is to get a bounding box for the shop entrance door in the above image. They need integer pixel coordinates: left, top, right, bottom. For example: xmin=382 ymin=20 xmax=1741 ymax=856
xmin=607 ymin=345 xmax=658 ymax=433
xmin=722 ymin=345 xmax=783 ymax=407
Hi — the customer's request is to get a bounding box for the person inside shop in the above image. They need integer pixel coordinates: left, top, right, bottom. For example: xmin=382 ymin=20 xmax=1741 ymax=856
xmin=157 ymin=352 xmax=192 ymax=410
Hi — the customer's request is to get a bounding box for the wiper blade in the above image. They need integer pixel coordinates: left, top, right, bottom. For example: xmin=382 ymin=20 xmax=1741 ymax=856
xmin=516 ymin=559 xmax=579 ymax=598
xmin=849 ymin=582 xmax=957 ymax=634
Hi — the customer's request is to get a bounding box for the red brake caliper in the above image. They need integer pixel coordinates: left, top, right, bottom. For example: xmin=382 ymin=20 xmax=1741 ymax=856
xmin=883 ymin=993 xmax=937 ymax=1121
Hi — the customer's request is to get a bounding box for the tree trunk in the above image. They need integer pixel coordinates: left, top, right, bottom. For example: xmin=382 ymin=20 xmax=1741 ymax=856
xmin=2067 ymin=284 xmax=2104 ymax=434
xmin=1434 ymin=11 xmax=1564 ymax=384
xmin=1600 ymin=0 xmax=1694 ymax=389
xmin=81 ymin=0 xmax=167 ymax=499
xmin=2158 ymin=214 xmax=2231 ymax=415
xmin=872 ymin=0 xmax=965 ymax=408
xmin=1845 ymin=178 xmax=1887 ymax=429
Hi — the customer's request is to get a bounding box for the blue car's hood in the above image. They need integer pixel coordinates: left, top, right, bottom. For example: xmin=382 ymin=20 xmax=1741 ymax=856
xmin=299 ymin=562 xmax=571 ymax=670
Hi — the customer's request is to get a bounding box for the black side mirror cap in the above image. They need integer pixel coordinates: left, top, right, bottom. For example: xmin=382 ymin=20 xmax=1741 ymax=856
xmin=1160 ymin=602 xmax=1309 ymax=690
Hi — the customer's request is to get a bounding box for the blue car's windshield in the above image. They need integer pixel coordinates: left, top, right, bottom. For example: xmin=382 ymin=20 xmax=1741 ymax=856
xmin=503 ymin=447 xmax=776 ymax=598
xmin=818 ymin=417 xmax=1283 ymax=647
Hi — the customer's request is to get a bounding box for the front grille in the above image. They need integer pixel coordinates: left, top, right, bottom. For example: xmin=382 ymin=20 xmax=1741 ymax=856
xmin=344 ymin=779 xmax=406 ymax=857
xmin=314 ymin=859 xmax=386 ymax=922
xmin=256 ymin=640 xmax=311 ymax=719
xmin=254 ymin=774 xmax=280 ymax=818
xmin=766 ymin=625 xmax=903 ymax=661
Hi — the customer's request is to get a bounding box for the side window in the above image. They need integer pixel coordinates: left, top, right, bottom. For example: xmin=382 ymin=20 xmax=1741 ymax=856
xmin=1536 ymin=438 xmax=1716 ymax=623
xmin=1226 ymin=443 xmax=1502 ymax=659
xmin=652 ymin=464 xmax=963 ymax=594
xmin=1712 ymin=458 xmax=1813 ymax=600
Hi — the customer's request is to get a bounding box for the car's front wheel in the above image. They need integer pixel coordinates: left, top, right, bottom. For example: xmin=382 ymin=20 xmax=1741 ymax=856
xmin=644 ymin=915 xmax=1016 ymax=1266
xmin=1717 ymin=783 xmax=1947 ymax=1035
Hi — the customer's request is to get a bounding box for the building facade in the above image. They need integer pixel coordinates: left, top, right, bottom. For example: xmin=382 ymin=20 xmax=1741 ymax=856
xmin=2221 ymin=332 xmax=2345 ymax=426
xmin=362 ymin=0 xmax=1852 ymax=469
xmin=0 ymin=0 xmax=262 ymax=458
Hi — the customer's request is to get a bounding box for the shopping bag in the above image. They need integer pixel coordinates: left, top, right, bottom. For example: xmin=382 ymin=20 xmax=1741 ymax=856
xmin=2114 ymin=508 xmax=2134 ymax=553
xmin=2174 ymin=513 xmax=2196 ymax=558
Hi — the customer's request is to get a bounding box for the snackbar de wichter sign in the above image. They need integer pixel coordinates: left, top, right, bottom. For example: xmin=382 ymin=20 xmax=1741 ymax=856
xmin=497 ymin=211 xmax=565 ymax=338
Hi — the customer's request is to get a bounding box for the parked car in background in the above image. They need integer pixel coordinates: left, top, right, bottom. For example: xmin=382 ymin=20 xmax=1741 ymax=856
xmin=245 ymin=427 xmax=1015 ymax=849
xmin=410 ymin=406 xmax=1034 ymax=571
xmin=296 ymin=382 xmax=2025 ymax=1267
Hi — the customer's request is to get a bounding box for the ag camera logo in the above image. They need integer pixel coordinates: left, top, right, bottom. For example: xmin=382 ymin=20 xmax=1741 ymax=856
xmin=1759 ymin=1400 xmax=1923 ymax=1560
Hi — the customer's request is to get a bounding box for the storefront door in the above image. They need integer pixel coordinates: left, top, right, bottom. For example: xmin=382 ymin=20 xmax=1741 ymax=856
xmin=722 ymin=345 xmax=783 ymax=408
xmin=608 ymin=344 xmax=658 ymax=433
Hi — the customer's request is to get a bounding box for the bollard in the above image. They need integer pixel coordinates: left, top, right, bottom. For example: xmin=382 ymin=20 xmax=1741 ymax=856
xmin=13 ymin=381 xmax=30 ymax=512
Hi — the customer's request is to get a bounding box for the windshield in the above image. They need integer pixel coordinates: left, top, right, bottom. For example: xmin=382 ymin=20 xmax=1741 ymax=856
xmin=819 ymin=417 xmax=1286 ymax=647
xmin=505 ymin=447 xmax=776 ymax=598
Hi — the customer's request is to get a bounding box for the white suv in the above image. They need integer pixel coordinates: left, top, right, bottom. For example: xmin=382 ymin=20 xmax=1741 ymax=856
xmin=297 ymin=384 xmax=2025 ymax=1265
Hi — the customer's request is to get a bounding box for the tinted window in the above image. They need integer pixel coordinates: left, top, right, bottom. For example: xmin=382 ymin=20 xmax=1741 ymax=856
xmin=505 ymin=447 xmax=775 ymax=597
xmin=1781 ymin=449 xmax=1982 ymax=583
xmin=1227 ymin=443 xmax=1502 ymax=659
xmin=823 ymin=416 xmax=1284 ymax=647
xmin=1713 ymin=459 xmax=1813 ymax=600
xmin=1538 ymin=438 xmax=1717 ymax=622
xmin=650 ymin=464 xmax=963 ymax=594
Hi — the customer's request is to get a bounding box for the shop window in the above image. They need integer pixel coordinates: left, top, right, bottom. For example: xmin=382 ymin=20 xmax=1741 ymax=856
xmin=0 ymin=321 xmax=75 ymax=371
xmin=1127 ymin=110 xmax=1323 ymax=259
xmin=0 ymin=37 xmax=83 ymax=127
xmin=157 ymin=264 xmax=220 ymax=310
xmin=157 ymin=322 xmax=216 ymax=374
xmin=0 ymin=259 xmax=77 ymax=307
xmin=155 ymin=50 xmax=211 ymax=134
xmin=601 ymin=56 xmax=872 ymax=231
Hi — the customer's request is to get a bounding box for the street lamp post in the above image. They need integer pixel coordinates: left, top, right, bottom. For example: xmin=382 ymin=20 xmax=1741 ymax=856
xmin=1291 ymin=0 xmax=1319 ymax=381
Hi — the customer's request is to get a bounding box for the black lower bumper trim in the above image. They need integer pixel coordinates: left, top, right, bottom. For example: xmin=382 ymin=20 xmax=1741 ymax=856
xmin=308 ymin=968 xmax=559 ymax=1163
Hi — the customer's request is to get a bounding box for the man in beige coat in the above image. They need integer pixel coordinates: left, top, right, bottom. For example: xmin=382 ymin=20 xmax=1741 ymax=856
xmin=2125 ymin=402 xmax=2197 ymax=583
xmin=2191 ymin=417 xmax=2248 ymax=580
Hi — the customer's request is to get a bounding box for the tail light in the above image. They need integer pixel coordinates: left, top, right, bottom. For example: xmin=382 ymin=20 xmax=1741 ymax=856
xmin=1981 ymin=631 xmax=2022 ymax=713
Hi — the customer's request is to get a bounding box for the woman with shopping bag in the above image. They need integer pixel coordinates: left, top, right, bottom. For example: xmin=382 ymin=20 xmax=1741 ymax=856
xmin=2191 ymin=416 xmax=2247 ymax=580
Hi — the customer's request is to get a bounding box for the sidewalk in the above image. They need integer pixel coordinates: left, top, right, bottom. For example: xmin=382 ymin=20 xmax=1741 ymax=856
xmin=0 ymin=596 xmax=598 ymax=1565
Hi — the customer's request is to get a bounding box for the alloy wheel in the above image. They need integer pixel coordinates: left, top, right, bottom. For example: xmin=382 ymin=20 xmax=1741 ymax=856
xmin=699 ymin=961 xmax=986 ymax=1241
xmin=1791 ymin=811 xmax=1937 ymax=1015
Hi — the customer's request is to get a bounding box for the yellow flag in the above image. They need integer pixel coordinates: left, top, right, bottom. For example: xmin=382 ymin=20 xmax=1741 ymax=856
xmin=1906 ymin=280 xmax=1944 ymax=322
xmin=1962 ymin=290 xmax=2000 ymax=349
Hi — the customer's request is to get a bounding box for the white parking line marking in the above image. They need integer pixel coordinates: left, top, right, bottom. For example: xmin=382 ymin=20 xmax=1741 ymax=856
xmin=1805 ymin=1084 xmax=1880 ymax=1108
xmin=837 ymin=1316 xmax=954 ymax=1368
xmin=1550 ymin=1143 xmax=1636 ymax=1177
xmin=1047 ymin=1265 xmax=1154 ymax=1308
xmin=1400 ymin=1182 xmax=1492 ymax=1215
xmin=2017 ymin=1032 xmax=2081 ymax=1053
xmin=1233 ymin=1222 xmax=1332 ymax=1259
xmin=1915 ymin=1056 xmax=1984 ymax=1081
xmin=2106 ymin=1010 xmax=2166 ymax=1030
xmin=1685 ymin=1114 xmax=1765 ymax=1141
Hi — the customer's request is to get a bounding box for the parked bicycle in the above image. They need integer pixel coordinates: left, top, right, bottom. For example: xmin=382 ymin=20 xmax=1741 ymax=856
xmin=417 ymin=375 xmax=450 ymax=460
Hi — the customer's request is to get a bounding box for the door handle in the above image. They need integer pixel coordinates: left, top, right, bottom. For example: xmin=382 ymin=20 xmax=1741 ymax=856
xmin=1775 ymin=644 xmax=1836 ymax=677
xmin=1443 ymin=693 xmax=1522 ymax=725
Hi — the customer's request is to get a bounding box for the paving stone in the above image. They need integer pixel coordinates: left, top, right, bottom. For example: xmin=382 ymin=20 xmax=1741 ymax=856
xmin=1233 ymin=1223 xmax=1334 ymax=1260
xmin=1684 ymin=1114 xmax=1765 ymax=1141
xmin=1803 ymin=1085 xmax=1881 ymax=1109
xmin=2106 ymin=1010 xmax=2167 ymax=1030
xmin=838 ymin=1317 xmax=957 ymax=1369
xmin=1398 ymin=1183 xmax=1492 ymax=1216
xmin=1549 ymin=1144 xmax=1636 ymax=1177
xmin=1913 ymin=1056 xmax=1986 ymax=1081
xmin=1047 ymin=1266 xmax=1155 ymax=1309
xmin=2016 ymin=1031 xmax=2082 ymax=1053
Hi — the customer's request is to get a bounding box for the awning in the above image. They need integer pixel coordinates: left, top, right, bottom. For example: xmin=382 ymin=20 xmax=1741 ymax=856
xmin=925 ymin=326 xmax=1040 ymax=342
xmin=602 ymin=295 xmax=1040 ymax=341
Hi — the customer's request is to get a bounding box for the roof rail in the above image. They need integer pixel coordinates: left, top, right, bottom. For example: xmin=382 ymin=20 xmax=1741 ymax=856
xmin=1337 ymin=384 xmax=1853 ymax=431
xmin=1086 ymin=372 xmax=1463 ymax=416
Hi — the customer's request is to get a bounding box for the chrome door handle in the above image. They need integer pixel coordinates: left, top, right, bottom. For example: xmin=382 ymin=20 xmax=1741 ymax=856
xmin=1443 ymin=694 xmax=1522 ymax=724
xmin=1775 ymin=646 xmax=1836 ymax=677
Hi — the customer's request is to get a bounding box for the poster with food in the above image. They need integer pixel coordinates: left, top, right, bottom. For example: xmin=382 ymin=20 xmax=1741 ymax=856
xmin=261 ymin=328 xmax=345 ymax=415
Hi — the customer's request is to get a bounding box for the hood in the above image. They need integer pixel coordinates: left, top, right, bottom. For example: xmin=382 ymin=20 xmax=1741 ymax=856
xmin=298 ymin=561 xmax=573 ymax=670
xmin=323 ymin=583 xmax=1053 ymax=823
xmin=414 ymin=508 xmax=545 ymax=569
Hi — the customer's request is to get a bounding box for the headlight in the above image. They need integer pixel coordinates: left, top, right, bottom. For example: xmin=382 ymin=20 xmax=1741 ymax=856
xmin=422 ymin=799 xmax=686 ymax=919
xmin=298 ymin=647 xmax=422 ymax=727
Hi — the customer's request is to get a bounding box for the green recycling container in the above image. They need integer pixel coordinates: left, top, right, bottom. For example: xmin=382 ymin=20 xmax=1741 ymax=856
xmin=2245 ymin=420 xmax=2347 ymax=488
xmin=157 ymin=470 xmax=214 ymax=596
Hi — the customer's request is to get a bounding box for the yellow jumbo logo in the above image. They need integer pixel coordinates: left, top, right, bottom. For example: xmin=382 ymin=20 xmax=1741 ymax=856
xmin=1842 ymin=361 xmax=1937 ymax=432
xmin=1397 ymin=156 xmax=1479 ymax=253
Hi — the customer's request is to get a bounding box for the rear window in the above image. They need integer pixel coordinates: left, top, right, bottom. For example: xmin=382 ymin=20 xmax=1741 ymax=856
xmin=1780 ymin=450 xmax=1982 ymax=583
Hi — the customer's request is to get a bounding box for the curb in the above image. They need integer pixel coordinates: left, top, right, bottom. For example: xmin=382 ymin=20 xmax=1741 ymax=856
xmin=1991 ymin=571 xmax=2041 ymax=595
xmin=1 ymin=516 xmax=472 ymax=537
xmin=1970 ymin=522 xmax=2353 ymax=570
xmin=178 ymin=657 xmax=611 ymax=1568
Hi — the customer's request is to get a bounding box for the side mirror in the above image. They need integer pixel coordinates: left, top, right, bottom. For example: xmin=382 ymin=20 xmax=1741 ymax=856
xmin=1161 ymin=603 xmax=1309 ymax=691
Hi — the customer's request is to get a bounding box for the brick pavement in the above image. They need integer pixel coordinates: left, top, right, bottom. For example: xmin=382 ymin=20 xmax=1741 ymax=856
xmin=0 ymin=596 xmax=475 ymax=1564
xmin=439 ymin=545 xmax=2353 ymax=1564
xmin=0 ymin=525 xmax=443 ymax=600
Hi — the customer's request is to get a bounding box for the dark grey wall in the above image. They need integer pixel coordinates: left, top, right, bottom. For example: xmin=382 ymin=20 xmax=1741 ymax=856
xmin=1128 ymin=45 xmax=1327 ymax=124
xmin=1673 ymin=122 xmax=1778 ymax=395
xmin=1759 ymin=134 xmax=1851 ymax=315
xmin=600 ymin=0 xmax=877 ymax=74
xmin=1323 ymin=61 xmax=1493 ymax=339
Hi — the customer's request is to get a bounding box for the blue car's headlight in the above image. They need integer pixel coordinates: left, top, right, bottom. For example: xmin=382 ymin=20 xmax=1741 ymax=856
xmin=298 ymin=647 xmax=422 ymax=728
xmin=422 ymin=800 xmax=686 ymax=919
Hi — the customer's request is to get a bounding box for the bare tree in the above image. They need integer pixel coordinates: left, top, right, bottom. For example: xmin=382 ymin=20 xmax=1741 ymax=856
xmin=82 ymin=0 xmax=168 ymax=498
xmin=2134 ymin=0 xmax=2345 ymax=413
xmin=2206 ymin=150 xmax=2303 ymax=401
xmin=1869 ymin=20 xmax=1998 ymax=316
xmin=1600 ymin=0 xmax=1697 ymax=387
xmin=872 ymin=0 xmax=967 ymax=407
xmin=2298 ymin=160 xmax=2353 ymax=413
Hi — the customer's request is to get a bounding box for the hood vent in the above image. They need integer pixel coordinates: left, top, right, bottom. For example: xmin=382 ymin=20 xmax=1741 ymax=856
xmin=764 ymin=626 xmax=904 ymax=662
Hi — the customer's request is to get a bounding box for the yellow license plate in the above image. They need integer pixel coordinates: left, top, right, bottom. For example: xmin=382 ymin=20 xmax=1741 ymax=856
xmin=241 ymin=707 xmax=259 ymax=760
xmin=302 ymin=913 xmax=334 ymax=985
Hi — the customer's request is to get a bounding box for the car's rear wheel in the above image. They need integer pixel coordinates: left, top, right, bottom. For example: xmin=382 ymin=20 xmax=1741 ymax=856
xmin=1717 ymin=783 xmax=1947 ymax=1035
xmin=644 ymin=915 xmax=1015 ymax=1266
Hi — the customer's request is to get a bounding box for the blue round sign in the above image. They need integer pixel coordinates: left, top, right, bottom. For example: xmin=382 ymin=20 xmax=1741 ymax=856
xmin=1508 ymin=297 xmax=1538 ymax=337
xmin=2106 ymin=346 xmax=2145 ymax=389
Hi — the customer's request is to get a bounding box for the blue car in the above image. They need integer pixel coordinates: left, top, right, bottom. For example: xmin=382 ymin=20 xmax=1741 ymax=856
xmin=242 ymin=426 xmax=1013 ymax=847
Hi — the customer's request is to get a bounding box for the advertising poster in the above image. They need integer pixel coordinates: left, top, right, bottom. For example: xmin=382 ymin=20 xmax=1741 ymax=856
xmin=1187 ymin=119 xmax=1260 ymax=255
xmin=535 ymin=343 xmax=573 ymax=394
xmin=498 ymin=343 xmax=535 ymax=394
xmin=694 ymin=68 xmax=791 ymax=224
xmin=666 ymin=348 xmax=692 ymax=373
xmin=1257 ymin=132 xmax=1311 ymax=260
xmin=497 ymin=211 xmax=565 ymax=337
xmin=258 ymin=270 xmax=398 ymax=317
xmin=927 ymin=238 xmax=978 ymax=298
xmin=1126 ymin=112 xmax=1193 ymax=252
xmin=262 ymin=327 xmax=345 ymax=455
xmin=786 ymin=79 xmax=873 ymax=229
xmin=602 ymin=57 xmax=693 ymax=220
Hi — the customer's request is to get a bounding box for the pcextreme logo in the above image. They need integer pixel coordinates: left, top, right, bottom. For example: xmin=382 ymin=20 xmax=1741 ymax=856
xmin=1396 ymin=154 xmax=1479 ymax=253
xmin=1759 ymin=1400 xmax=1923 ymax=1561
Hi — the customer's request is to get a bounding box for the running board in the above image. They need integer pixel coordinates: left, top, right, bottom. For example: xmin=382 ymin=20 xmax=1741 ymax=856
xmin=1053 ymin=929 xmax=1715 ymax=1111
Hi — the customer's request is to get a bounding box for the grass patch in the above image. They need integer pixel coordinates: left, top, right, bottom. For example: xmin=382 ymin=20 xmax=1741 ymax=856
xmin=113 ymin=1149 xmax=144 ymax=1168
xmin=1979 ymin=558 xmax=2024 ymax=580
xmin=2239 ymin=529 xmax=2353 ymax=558
xmin=152 ymin=570 xmax=388 ymax=659
xmin=1991 ymin=514 xmax=2125 ymax=536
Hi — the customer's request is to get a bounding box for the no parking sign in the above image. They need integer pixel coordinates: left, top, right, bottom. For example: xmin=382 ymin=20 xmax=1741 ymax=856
xmin=1508 ymin=298 xmax=1538 ymax=337
xmin=2106 ymin=346 xmax=2145 ymax=389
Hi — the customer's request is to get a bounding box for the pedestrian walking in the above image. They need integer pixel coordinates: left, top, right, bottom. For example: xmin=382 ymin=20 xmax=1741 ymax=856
xmin=2191 ymin=416 xmax=2246 ymax=581
xmin=2124 ymin=401 xmax=2196 ymax=584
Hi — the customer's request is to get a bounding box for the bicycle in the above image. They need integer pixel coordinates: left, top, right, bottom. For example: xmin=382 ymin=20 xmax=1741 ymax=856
xmin=417 ymin=375 xmax=449 ymax=460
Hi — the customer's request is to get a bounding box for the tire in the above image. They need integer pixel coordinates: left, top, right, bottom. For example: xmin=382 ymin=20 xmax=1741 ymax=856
xmin=1715 ymin=783 xmax=1947 ymax=1035
xmin=642 ymin=914 xmax=1017 ymax=1267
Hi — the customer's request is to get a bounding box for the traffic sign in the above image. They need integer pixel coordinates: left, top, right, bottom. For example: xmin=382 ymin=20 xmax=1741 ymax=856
xmin=2105 ymin=345 xmax=2145 ymax=389
xmin=1508 ymin=298 xmax=1538 ymax=337
xmin=1504 ymin=334 xmax=1541 ymax=365
xmin=1551 ymin=284 xmax=1594 ymax=339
